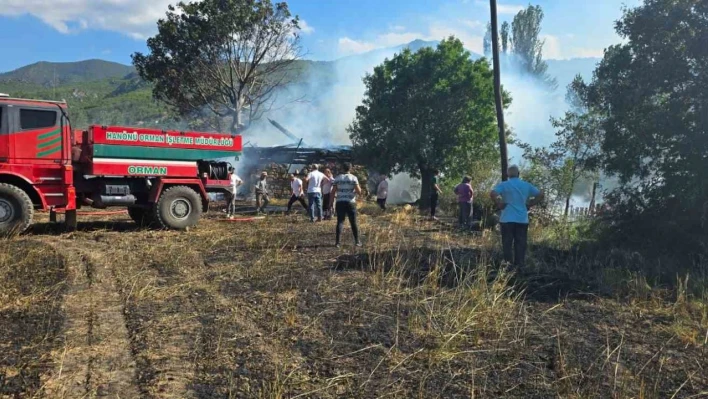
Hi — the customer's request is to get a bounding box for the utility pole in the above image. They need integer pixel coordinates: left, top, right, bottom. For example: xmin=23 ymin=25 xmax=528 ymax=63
xmin=490 ymin=0 xmax=509 ymax=181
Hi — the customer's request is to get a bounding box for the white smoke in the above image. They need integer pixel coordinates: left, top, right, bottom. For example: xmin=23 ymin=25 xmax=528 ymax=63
xmin=387 ymin=173 xmax=421 ymax=204
xmin=246 ymin=46 xmax=415 ymax=147
xmin=236 ymin=41 xmax=599 ymax=207
xmin=500 ymin=59 xmax=567 ymax=162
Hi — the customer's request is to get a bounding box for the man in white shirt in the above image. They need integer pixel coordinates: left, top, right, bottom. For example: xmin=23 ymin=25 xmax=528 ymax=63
xmin=376 ymin=176 xmax=389 ymax=210
xmin=227 ymin=166 xmax=243 ymax=219
xmin=330 ymin=162 xmax=362 ymax=247
xmin=286 ymin=173 xmax=307 ymax=214
xmin=305 ymin=164 xmax=326 ymax=222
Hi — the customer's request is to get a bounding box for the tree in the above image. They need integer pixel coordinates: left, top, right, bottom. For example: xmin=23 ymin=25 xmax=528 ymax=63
xmin=511 ymin=5 xmax=556 ymax=87
xmin=521 ymin=78 xmax=601 ymax=217
xmin=348 ymin=38 xmax=507 ymax=209
xmin=483 ymin=22 xmax=492 ymax=56
xmin=132 ymin=0 xmax=302 ymax=134
xmin=522 ymin=114 xmax=602 ymax=217
xmin=585 ymin=0 xmax=708 ymax=251
xmin=501 ymin=21 xmax=511 ymax=54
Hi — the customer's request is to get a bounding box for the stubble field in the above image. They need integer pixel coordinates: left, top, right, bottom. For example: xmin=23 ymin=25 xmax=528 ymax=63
xmin=1 ymin=201 xmax=706 ymax=398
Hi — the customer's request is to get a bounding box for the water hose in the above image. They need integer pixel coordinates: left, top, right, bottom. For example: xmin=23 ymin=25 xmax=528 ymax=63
xmin=216 ymin=216 xmax=266 ymax=222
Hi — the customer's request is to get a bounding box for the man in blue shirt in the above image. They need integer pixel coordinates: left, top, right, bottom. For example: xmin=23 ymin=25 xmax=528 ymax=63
xmin=490 ymin=165 xmax=544 ymax=268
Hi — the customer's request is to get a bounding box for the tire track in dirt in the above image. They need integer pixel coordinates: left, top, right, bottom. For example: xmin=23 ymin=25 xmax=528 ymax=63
xmin=109 ymin=238 xmax=205 ymax=398
xmin=40 ymin=237 xmax=140 ymax=398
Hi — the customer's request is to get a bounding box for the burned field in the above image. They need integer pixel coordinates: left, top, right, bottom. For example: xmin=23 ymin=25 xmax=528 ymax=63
xmin=0 ymin=204 xmax=706 ymax=398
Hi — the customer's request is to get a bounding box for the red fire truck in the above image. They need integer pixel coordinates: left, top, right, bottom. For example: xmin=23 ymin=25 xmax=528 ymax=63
xmin=0 ymin=95 xmax=242 ymax=234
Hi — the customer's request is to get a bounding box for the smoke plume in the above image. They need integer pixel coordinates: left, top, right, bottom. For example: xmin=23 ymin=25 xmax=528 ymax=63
xmin=233 ymin=41 xmax=599 ymax=206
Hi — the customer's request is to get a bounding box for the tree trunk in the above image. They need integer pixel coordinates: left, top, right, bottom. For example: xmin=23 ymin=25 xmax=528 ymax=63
xmin=230 ymin=109 xmax=242 ymax=134
xmin=419 ymin=167 xmax=434 ymax=210
xmin=564 ymin=195 xmax=571 ymax=218
xmin=230 ymin=97 xmax=245 ymax=134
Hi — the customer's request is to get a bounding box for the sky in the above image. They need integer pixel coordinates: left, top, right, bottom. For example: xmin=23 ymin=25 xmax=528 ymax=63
xmin=0 ymin=0 xmax=642 ymax=73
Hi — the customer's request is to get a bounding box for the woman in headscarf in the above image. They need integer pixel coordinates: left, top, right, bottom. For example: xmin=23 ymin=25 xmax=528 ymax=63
xmin=453 ymin=176 xmax=474 ymax=227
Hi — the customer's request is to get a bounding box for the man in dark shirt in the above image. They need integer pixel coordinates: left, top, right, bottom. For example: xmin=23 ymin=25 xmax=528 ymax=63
xmin=254 ymin=171 xmax=270 ymax=214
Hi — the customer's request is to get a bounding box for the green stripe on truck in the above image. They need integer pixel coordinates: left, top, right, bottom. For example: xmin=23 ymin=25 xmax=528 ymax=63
xmin=93 ymin=144 xmax=241 ymax=161
xmin=37 ymin=146 xmax=61 ymax=158
xmin=37 ymin=136 xmax=62 ymax=149
xmin=38 ymin=128 xmax=61 ymax=140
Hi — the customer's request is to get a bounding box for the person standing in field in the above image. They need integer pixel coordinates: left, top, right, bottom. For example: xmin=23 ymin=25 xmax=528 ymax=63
xmin=322 ymin=168 xmax=334 ymax=220
xmin=227 ymin=166 xmax=243 ymax=220
xmin=430 ymin=169 xmax=442 ymax=220
xmin=376 ymin=176 xmax=389 ymax=210
xmin=286 ymin=173 xmax=307 ymax=214
xmin=454 ymin=176 xmax=474 ymax=227
xmin=330 ymin=162 xmax=362 ymax=248
xmin=490 ymin=165 xmax=544 ymax=268
xmin=254 ymin=171 xmax=270 ymax=214
xmin=305 ymin=164 xmax=326 ymax=222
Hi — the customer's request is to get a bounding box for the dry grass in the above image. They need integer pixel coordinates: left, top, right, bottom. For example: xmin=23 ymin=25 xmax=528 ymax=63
xmin=0 ymin=203 xmax=706 ymax=398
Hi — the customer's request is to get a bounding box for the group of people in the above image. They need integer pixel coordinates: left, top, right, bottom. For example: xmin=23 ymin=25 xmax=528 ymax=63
xmin=229 ymin=163 xmax=544 ymax=266
xmin=428 ymin=165 xmax=544 ymax=269
xmin=226 ymin=163 xmax=364 ymax=247
xmin=285 ymin=165 xmax=334 ymax=221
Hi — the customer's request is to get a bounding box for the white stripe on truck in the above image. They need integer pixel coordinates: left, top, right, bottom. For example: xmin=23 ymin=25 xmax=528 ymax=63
xmin=92 ymin=158 xmax=197 ymax=166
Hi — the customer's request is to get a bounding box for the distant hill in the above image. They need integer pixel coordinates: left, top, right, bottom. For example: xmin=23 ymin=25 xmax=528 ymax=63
xmin=0 ymin=59 xmax=134 ymax=86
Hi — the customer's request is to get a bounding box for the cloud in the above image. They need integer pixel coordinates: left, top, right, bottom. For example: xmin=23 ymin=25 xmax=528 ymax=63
xmin=375 ymin=31 xmax=425 ymax=47
xmin=569 ymin=47 xmax=605 ymax=58
xmin=497 ymin=4 xmax=525 ymax=15
xmin=0 ymin=1 xmax=317 ymax=40
xmin=474 ymin=0 xmax=524 ymax=15
xmin=539 ymin=34 xmax=605 ymax=60
xmin=299 ymin=19 xmax=315 ymax=35
xmin=338 ymin=37 xmax=377 ymax=55
xmin=541 ymin=34 xmax=563 ymax=59
xmin=461 ymin=19 xmax=485 ymax=31
xmin=390 ymin=25 xmax=407 ymax=32
xmin=0 ymin=0 xmax=174 ymax=39
xmin=337 ymin=21 xmax=485 ymax=57
xmin=428 ymin=24 xmax=484 ymax=54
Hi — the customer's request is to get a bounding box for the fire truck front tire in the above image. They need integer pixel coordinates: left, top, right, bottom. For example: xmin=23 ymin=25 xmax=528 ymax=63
xmin=0 ymin=183 xmax=34 ymax=235
xmin=155 ymin=186 xmax=203 ymax=230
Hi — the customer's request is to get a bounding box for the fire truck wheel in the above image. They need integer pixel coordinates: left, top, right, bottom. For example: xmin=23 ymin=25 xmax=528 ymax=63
xmin=128 ymin=206 xmax=157 ymax=227
xmin=0 ymin=183 xmax=34 ymax=236
xmin=155 ymin=186 xmax=203 ymax=230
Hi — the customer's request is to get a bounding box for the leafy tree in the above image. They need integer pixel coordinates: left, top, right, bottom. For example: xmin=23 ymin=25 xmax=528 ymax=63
xmin=348 ymin=38 xmax=507 ymax=208
xmin=511 ymin=5 xmax=556 ymax=87
xmin=585 ymin=0 xmax=708 ymax=252
xmin=501 ymin=21 xmax=511 ymax=54
xmin=483 ymin=22 xmax=492 ymax=56
xmin=132 ymin=0 xmax=302 ymax=134
xmin=521 ymin=78 xmax=601 ymax=217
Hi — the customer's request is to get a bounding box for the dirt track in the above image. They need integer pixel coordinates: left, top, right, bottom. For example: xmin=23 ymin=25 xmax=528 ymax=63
xmin=1 ymin=206 xmax=706 ymax=398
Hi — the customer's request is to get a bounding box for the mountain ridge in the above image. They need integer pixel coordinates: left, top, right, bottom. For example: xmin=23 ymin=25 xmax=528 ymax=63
xmin=0 ymin=59 xmax=135 ymax=86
